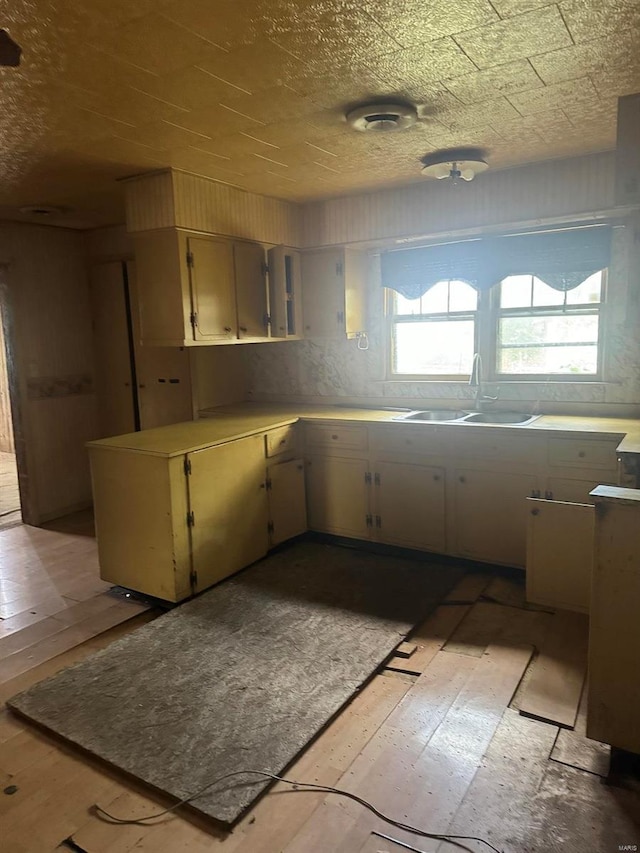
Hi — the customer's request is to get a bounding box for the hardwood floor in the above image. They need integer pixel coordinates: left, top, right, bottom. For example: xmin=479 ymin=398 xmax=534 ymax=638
xmin=0 ymin=522 xmax=639 ymax=852
xmin=0 ymin=450 xmax=20 ymax=524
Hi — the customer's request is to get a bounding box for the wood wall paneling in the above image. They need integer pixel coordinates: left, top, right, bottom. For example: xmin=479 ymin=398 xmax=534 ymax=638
xmin=301 ymin=152 xmax=617 ymax=247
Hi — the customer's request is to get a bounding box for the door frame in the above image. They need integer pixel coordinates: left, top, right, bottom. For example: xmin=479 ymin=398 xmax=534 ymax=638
xmin=0 ymin=264 xmax=32 ymax=524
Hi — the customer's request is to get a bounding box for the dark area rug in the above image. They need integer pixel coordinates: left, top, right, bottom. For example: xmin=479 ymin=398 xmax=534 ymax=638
xmin=8 ymin=541 xmax=464 ymax=825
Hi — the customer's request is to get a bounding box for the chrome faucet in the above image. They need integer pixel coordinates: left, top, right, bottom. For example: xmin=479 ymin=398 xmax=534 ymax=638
xmin=469 ymin=353 xmax=498 ymax=411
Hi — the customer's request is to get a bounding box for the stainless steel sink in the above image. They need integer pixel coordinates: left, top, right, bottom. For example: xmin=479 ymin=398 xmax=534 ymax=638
xmin=393 ymin=409 xmax=468 ymax=422
xmin=463 ymin=412 xmax=539 ymax=425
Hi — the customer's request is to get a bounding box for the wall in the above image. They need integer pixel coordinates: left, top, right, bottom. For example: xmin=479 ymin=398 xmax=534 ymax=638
xmin=247 ymin=156 xmax=640 ymax=416
xmin=0 ymin=308 xmax=14 ymax=453
xmin=0 ymin=224 xmax=99 ymax=523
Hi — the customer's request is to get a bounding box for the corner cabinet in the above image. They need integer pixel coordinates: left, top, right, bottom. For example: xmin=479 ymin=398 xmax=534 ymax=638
xmin=301 ymin=247 xmax=368 ymax=341
xmin=88 ymin=423 xmax=307 ymax=602
xmin=133 ymin=228 xmax=301 ymax=346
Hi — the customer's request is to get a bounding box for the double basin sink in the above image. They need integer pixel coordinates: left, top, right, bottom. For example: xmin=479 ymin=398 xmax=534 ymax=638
xmin=393 ymin=409 xmax=540 ymax=425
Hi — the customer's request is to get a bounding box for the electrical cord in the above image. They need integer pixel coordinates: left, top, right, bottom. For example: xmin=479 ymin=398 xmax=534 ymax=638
xmin=93 ymin=768 xmax=504 ymax=853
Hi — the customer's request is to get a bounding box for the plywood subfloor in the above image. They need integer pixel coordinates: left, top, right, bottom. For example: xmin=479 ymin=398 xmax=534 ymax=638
xmin=8 ymin=541 xmax=463 ymax=825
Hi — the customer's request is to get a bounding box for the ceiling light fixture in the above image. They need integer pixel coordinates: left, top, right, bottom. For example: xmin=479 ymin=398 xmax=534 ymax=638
xmin=420 ymin=147 xmax=489 ymax=183
xmin=346 ymin=102 xmax=418 ymax=133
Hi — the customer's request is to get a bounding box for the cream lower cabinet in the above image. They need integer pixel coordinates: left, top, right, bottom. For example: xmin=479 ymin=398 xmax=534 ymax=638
xmin=267 ymin=457 xmax=307 ymax=546
xmin=526 ymin=497 xmax=594 ymax=612
xmin=188 ymin=436 xmax=269 ymax=592
xmin=372 ymin=460 xmax=446 ymax=552
xmin=454 ymin=468 xmax=538 ymax=567
xmin=305 ymin=454 xmax=371 ymax=539
xmin=90 ymin=432 xmax=271 ymax=602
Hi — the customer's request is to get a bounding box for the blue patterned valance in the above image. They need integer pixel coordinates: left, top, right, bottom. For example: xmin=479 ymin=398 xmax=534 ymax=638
xmin=381 ymin=225 xmax=612 ymax=300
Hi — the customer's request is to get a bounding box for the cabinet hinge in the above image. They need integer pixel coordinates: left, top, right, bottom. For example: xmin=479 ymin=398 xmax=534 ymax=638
xmin=366 ymin=513 xmax=373 ymax=528
xmin=186 ymin=250 xmax=194 ymax=268
xmin=265 ymin=477 xmax=272 ymax=491
xmin=184 ymin=458 xmax=192 ymax=476
xmin=186 ymin=510 xmax=195 ymax=527
xmin=190 ymin=311 xmax=198 ymax=328
xmin=374 ymin=472 xmax=380 ymax=486
xmin=189 ymin=569 xmax=198 ymax=589
xmin=262 ymin=261 xmax=269 ymax=276
xmin=336 ymin=262 xmax=343 ymax=276
xmin=364 ymin=471 xmax=372 ymax=485
xmin=267 ymin=520 xmax=275 ymax=534
xmin=264 ymin=313 xmax=271 ymax=327
xmin=375 ymin=515 xmax=382 ymax=528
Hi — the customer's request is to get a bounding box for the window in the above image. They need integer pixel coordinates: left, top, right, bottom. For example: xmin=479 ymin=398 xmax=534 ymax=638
xmin=389 ymin=280 xmax=478 ymax=377
xmin=388 ymin=270 xmax=605 ymax=380
xmin=496 ymin=272 xmax=603 ymax=376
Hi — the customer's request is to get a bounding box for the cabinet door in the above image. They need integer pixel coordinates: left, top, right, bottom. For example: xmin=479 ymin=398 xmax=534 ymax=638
xmin=188 ymin=434 xmax=268 ymax=592
xmin=188 ymin=236 xmax=237 ymax=341
xmin=268 ymin=245 xmax=303 ymax=338
xmin=526 ymin=497 xmax=594 ymax=613
xmin=234 ymin=241 xmax=268 ymax=339
xmin=343 ymin=247 xmax=368 ymax=339
xmin=268 ymin=457 xmax=307 ymax=546
xmin=305 ymin=454 xmax=370 ymax=539
xmin=301 ymin=250 xmax=343 ymax=337
xmin=454 ymin=468 xmax=538 ymax=566
xmin=373 ymin=460 xmax=445 ymax=552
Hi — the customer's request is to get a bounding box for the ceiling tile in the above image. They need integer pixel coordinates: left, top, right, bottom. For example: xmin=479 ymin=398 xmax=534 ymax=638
xmin=131 ymin=66 xmax=251 ymax=111
xmin=196 ymin=39 xmax=308 ymax=95
xmin=162 ymin=0 xmax=278 ymax=50
xmin=444 ymin=59 xmax=543 ymax=104
xmin=489 ymin=0 xmax=556 ymax=16
xmin=218 ymin=86 xmax=320 ymax=125
xmin=508 ymin=77 xmax=600 ymax=115
xmin=166 ymin=147 xmax=247 ymax=180
xmin=531 ymin=37 xmax=624 ymax=85
xmin=363 ymin=0 xmax=499 ymax=48
xmin=454 ymin=6 xmax=573 ymax=69
xmin=375 ymin=38 xmax=478 ymax=92
xmin=168 ymin=107 xmax=266 ymax=140
xmin=561 ymin=0 xmax=640 ymax=43
xmin=91 ymin=13 xmax=227 ymax=76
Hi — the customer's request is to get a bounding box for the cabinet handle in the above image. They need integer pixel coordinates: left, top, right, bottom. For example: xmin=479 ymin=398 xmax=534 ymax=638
xmin=433 ymin=474 xmax=440 ymax=481
xmin=239 ymin=326 xmax=248 ymax=333
xmin=459 ymin=476 xmax=466 ymax=483
xmin=224 ymin=326 xmax=232 ymax=333
xmin=331 ymin=434 xmax=338 ymax=440
xmin=531 ymin=508 xmax=540 ymax=516
xmin=578 ymin=451 xmax=586 ymax=458
xmin=279 ymin=438 xmax=286 ymax=445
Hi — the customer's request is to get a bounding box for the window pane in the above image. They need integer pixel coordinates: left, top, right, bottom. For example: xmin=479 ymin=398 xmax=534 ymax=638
xmin=393 ymin=320 xmax=475 ymax=375
xmin=532 ymin=277 xmax=566 ymax=307
xmin=393 ymin=292 xmax=422 ymax=315
xmin=565 ymin=270 xmax=602 ymax=305
xmin=448 ymin=280 xmax=478 ymax=311
xmin=500 ymin=275 xmax=533 ymax=308
xmin=497 ymin=314 xmax=599 ymax=374
xmin=419 ymin=281 xmax=449 ymax=314
xmin=498 ymin=345 xmax=598 ymax=374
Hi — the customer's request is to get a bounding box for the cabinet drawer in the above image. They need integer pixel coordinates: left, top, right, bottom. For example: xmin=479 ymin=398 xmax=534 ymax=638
xmin=304 ymin=423 xmax=368 ymax=451
xmin=370 ymin=425 xmax=447 ymax=457
xmin=265 ymin=425 xmax=297 ymax=458
xmin=548 ymin=438 xmax=618 ymax=469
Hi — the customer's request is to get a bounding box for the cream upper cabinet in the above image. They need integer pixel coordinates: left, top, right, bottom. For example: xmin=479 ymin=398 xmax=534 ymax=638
xmin=301 ymin=247 xmax=367 ymax=340
xmin=189 ymin=235 xmax=237 ymax=341
xmin=234 ymin=240 xmax=268 ymax=339
xmin=133 ymin=228 xmax=276 ymax=346
xmin=268 ymin=246 xmax=303 ymax=339
xmin=454 ymin=468 xmax=539 ymax=567
xmin=372 ymin=460 xmax=446 ymax=552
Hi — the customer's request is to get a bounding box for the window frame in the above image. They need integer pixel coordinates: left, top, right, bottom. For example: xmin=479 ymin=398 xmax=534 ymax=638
xmin=386 ymin=270 xmax=607 ymax=382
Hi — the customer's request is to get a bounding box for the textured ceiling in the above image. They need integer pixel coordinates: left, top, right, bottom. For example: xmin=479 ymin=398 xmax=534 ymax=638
xmin=0 ymin=0 xmax=639 ymax=226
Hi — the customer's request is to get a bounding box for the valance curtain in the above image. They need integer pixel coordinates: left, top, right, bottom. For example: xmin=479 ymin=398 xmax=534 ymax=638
xmin=380 ymin=225 xmax=612 ymax=300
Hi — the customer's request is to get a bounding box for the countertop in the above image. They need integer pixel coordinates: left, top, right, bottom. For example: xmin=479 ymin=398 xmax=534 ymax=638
xmin=86 ymin=402 xmax=640 ymax=457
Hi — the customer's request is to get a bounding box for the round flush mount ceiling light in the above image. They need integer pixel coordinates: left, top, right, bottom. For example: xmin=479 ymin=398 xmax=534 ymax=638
xmin=420 ymin=147 xmax=489 ymax=182
xmin=346 ymin=102 xmax=418 ymax=132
